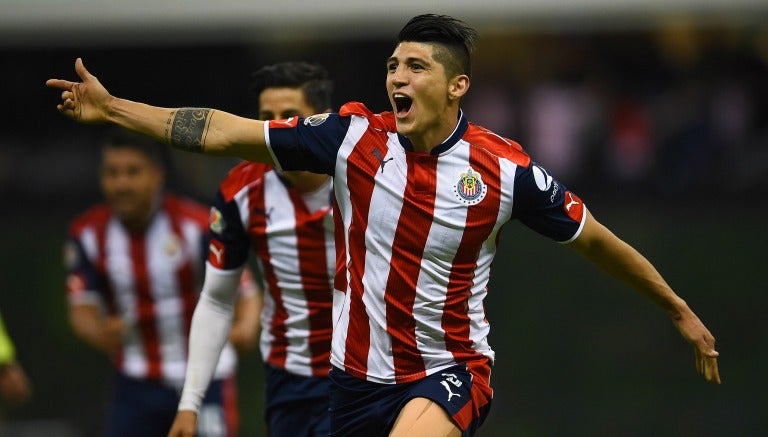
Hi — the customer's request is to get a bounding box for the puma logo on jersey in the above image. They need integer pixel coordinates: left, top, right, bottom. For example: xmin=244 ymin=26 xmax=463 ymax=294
xmin=209 ymin=241 xmax=225 ymax=267
xmin=372 ymin=148 xmax=393 ymax=173
xmin=440 ymin=373 xmax=463 ymax=402
xmin=253 ymin=207 xmax=274 ymax=223
xmin=565 ymin=192 xmax=580 ymax=211
xmin=562 ymin=190 xmax=584 ymax=222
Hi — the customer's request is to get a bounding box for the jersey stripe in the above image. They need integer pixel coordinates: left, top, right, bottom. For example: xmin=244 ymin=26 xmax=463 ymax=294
xmin=338 ymin=118 xmax=379 ymax=378
xmin=129 ymin=229 xmax=162 ymax=380
xmin=385 ymin=152 xmax=439 ymax=381
xmin=288 ymin=188 xmax=333 ymax=377
xmin=94 ymin=216 xmax=124 ymax=369
xmin=443 ymin=144 xmax=502 ymax=362
xmin=248 ymin=180 xmax=290 ymax=369
xmin=167 ymin=209 xmax=198 ymax=361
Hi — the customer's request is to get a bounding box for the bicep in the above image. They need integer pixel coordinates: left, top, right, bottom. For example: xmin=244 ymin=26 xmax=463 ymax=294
xmin=205 ymin=112 xmax=273 ymax=164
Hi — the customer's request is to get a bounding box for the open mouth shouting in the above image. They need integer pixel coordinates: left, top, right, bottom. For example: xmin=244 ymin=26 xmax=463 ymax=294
xmin=393 ymin=93 xmax=413 ymax=118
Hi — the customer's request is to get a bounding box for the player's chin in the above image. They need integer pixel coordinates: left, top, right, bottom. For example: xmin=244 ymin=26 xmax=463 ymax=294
xmin=110 ymin=201 xmax=141 ymax=219
xmin=394 ymin=118 xmax=415 ymax=136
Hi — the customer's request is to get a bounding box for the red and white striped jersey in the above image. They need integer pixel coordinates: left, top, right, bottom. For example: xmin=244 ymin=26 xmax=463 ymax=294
xmin=266 ymin=103 xmax=586 ymax=385
xmin=64 ymin=194 xmax=237 ymax=387
xmin=209 ymin=162 xmax=335 ymax=378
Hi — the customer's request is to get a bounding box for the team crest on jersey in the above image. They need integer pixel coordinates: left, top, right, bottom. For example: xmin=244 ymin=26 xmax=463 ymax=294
xmin=453 ymin=167 xmax=487 ymax=205
xmin=209 ymin=207 xmax=226 ymax=234
xmin=304 ymin=113 xmax=330 ymax=127
xmin=164 ymin=235 xmax=181 ymax=257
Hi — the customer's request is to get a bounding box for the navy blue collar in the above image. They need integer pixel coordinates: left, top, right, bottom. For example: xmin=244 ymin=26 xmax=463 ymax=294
xmin=397 ymin=110 xmax=468 ymax=155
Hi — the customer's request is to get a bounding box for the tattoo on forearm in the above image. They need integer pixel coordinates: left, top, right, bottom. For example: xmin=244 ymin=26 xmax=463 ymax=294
xmin=166 ymin=108 xmax=214 ymax=153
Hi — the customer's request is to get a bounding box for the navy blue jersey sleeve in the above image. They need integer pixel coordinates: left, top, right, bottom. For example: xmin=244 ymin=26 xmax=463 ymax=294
xmin=208 ymin=191 xmax=250 ymax=270
xmin=267 ymin=113 xmax=351 ymax=175
xmin=511 ymin=162 xmax=586 ymax=242
xmin=63 ymin=236 xmax=109 ymax=303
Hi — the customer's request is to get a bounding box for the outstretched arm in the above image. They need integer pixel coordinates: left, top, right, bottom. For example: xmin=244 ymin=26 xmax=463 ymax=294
xmin=46 ymin=58 xmax=274 ymax=163
xmin=568 ymin=209 xmax=721 ymax=384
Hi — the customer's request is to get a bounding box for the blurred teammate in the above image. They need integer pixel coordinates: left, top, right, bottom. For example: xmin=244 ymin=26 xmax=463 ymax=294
xmin=169 ymin=62 xmax=335 ymax=437
xmin=63 ymin=129 xmax=260 ymax=437
xmin=0 ymin=309 xmax=32 ymax=407
xmin=48 ymin=13 xmax=721 ymax=437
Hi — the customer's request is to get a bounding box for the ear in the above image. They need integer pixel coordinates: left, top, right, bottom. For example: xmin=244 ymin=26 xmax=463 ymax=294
xmin=448 ymin=74 xmax=470 ymax=101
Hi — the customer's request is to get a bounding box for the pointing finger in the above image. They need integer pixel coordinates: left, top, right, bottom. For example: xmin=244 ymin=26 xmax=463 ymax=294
xmin=45 ymin=78 xmax=74 ymax=91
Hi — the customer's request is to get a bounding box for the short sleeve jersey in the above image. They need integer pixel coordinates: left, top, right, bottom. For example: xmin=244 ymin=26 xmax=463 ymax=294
xmin=64 ymin=194 xmax=237 ymax=386
xmin=265 ymin=103 xmax=586 ymax=384
xmin=208 ymin=162 xmax=335 ymax=377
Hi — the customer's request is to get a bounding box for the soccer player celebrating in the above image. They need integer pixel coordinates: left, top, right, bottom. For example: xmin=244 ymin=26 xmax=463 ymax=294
xmin=48 ymin=14 xmax=720 ymax=437
xmin=63 ymin=129 xmax=260 ymax=437
xmin=168 ymin=62 xmax=336 ymax=437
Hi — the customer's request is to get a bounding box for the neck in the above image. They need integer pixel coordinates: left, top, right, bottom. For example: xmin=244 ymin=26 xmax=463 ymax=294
xmin=408 ymin=107 xmax=461 ymax=153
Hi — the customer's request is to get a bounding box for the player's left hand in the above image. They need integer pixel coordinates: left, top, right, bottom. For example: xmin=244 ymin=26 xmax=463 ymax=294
xmin=672 ymin=310 xmax=721 ymax=384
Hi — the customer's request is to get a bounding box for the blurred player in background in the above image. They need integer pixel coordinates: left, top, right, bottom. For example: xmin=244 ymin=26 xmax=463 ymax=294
xmin=63 ymin=129 xmax=260 ymax=437
xmin=0 ymin=309 xmax=32 ymax=407
xmin=48 ymin=13 xmax=721 ymax=437
xmin=169 ymin=62 xmax=336 ymax=437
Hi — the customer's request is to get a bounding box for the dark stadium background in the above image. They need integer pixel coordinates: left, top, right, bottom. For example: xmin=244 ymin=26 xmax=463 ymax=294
xmin=0 ymin=2 xmax=766 ymax=436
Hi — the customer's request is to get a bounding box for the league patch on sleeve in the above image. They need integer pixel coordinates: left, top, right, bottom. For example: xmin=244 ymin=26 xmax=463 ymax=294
xmin=209 ymin=207 xmax=226 ymax=234
xmin=563 ymin=191 xmax=584 ymax=222
xmin=63 ymin=241 xmax=80 ymax=270
xmin=304 ymin=113 xmax=330 ymax=126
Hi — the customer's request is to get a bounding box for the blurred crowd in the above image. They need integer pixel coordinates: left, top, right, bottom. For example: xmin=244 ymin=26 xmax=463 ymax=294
xmin=463 ymin=23 xmax=767 ymax=202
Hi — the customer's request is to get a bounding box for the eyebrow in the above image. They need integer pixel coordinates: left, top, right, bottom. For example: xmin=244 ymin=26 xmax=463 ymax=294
xmin=386 ymin=56 xmax=430 ymax=65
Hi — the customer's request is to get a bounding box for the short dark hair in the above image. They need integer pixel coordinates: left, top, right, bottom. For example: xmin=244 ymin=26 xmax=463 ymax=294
xmin=397 ymin=14 xmax=478 ymax=78
xmin=101 ymin=127 xmax=166 ymax=168
xmin=249 ymin=62 xmax=334 ymax=113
